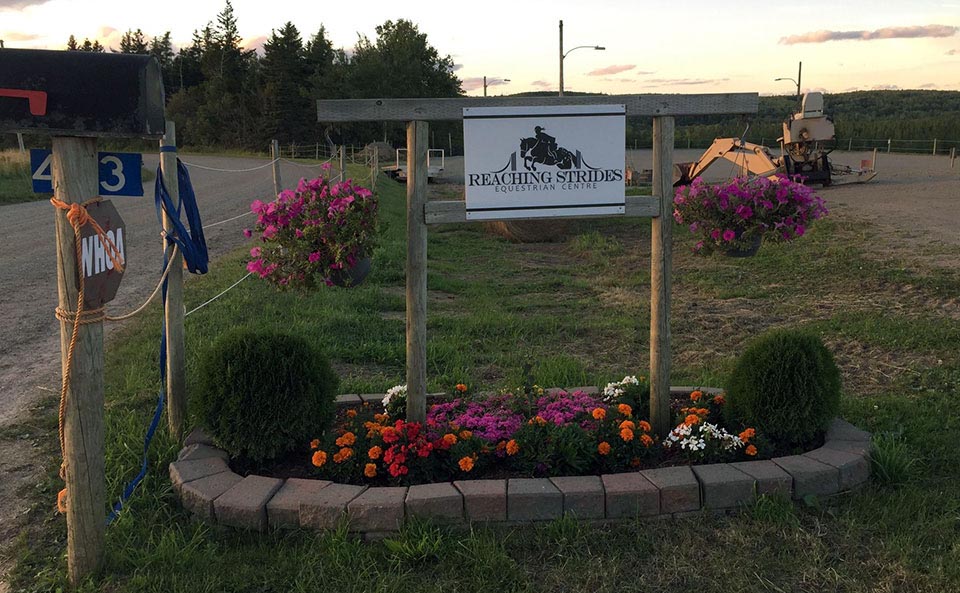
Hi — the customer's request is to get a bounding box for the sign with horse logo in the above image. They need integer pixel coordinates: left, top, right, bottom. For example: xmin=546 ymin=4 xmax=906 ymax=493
xmin=463 ymin=104 xmax=625 ymax=220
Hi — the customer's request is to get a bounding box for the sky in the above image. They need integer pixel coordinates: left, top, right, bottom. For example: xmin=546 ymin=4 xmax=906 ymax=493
xmin=1 ymin=0 xmax=958 ymax=96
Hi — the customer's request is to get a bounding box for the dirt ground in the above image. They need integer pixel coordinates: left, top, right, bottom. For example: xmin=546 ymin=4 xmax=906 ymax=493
xmin=0 ymin=150 xmax=957 ymax=589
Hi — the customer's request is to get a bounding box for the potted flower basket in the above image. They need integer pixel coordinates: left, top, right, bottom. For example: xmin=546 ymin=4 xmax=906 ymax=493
xmin=673 ymin=175 xmax=828 ymax=256
xmin=244 ymin=169 xmax=378 ymax=289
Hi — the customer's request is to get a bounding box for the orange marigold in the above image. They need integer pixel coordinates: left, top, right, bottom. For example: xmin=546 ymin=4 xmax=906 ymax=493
xmin=619 ymin=420 xmax=636 ymax=431
xmin=374 ymin=413 xmax=389 ymax=423
xmin=640 ymin=433 xmax=654 ymax=447
xmin=591 ymin=407 xmax=607 ymax=421
xmin=739 ymin=428 xmax=756 ymax=442
xmin=460 ymin=430 xmax=473 ymax=440
xmin=335 ymin=432 xmax=357 ymax=447
xmin=458 ymin=456 xmax=475 ymax=472
xmin=506 ymin=439 xmax=519 ymax=455
xmin=690 ymin=390 xmax=703 ymax=401
xmin=697 ymin=408 xmax=710 ymax=416
xmin=310 ymin=439 xmax=320 ymax=450
xmin=745 ymin=444 xmax=758 ymax=456
xmin=620 ymin=427 xmax=635 ymax=442
xmin=368 ymin=446 xmax=383 ymax=460
xmin=311 ymin=450 xmax=328 ymax=467
xmin=333 ymin=447 xmax=353 ymax=463
xmin=712 ymin=394 xmax=726 ymax=405
xmin=364 ymin=463 xmax=377 ymax=478
xmin=618 ymin=403 xmax=633 ymax=417
xmin=598 ymin=441 xmax=611 ymax=455
xmin=534 ymin=416 xmax=547 ymax=426
xmin=684 ymin=414 xmax=700 ymax=426
xmin=638 ymin=420 xmax=652 ymax=433
xmin=346 ymin=409 xmax=358 ymax=418
xmin=442 ymin=433 xmax=458 ymax=446
xmin=455 ymin=383 xmax=468 ymax=393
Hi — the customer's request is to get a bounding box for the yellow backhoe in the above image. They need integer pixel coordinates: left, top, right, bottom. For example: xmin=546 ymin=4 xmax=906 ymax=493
xmin=673 ymin=92 xmax=878 ymax=187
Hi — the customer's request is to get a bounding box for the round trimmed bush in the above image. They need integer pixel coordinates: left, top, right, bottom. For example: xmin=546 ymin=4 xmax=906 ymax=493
xmin=194 ymin=329 xmax=339 ymax=464
xmin=725 ymin=330 xmax=841 ymax=448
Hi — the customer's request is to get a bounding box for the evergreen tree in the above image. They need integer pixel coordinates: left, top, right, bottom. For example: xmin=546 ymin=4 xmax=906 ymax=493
xmin=118 ymin=29 xmax=148 ymax=54
xmin=66 ymin=35 xmax=78 ymax=51
xmin=260 ymin=22 xmax=310 ymax=144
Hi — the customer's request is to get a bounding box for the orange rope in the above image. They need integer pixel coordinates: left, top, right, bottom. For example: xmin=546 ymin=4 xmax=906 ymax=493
xmin=50 ymin=196 xmax=125 ymax=513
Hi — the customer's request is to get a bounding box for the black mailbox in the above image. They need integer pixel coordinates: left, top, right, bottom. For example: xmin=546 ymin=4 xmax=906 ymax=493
xmin=0 ymin=49 xmax=165 ymax=137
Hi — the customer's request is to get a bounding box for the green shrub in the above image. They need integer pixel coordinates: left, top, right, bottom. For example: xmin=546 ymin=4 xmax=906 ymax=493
xmin=195 ymin=329 xmax=339 ymax=464
xmin=725 ymin=330 xmax=841 ymax=448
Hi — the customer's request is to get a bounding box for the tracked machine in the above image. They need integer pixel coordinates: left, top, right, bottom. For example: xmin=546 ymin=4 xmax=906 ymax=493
xmin=673 ymin=92 xmax=877 ymax=187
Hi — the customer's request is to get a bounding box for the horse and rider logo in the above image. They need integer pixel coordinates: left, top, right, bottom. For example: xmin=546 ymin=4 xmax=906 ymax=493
xmin=510 ymin=125 xmax=597 ymax=172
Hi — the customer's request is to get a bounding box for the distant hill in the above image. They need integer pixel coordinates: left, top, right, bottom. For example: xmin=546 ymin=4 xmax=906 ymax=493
xmin=504 ymin=89 xmax=960 ymax=148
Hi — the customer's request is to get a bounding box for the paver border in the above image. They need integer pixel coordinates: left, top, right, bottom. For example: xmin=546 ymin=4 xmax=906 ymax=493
xmin=171 ymin=392 xmax=872 ymax=535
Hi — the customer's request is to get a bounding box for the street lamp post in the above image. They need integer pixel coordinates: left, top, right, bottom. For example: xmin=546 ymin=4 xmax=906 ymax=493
xmin=483 ymin=76 xmax=511 ymax=97
xmin=558 ymin=20 xmax=604 ymax=97
xmin=775 ymin=61 xmax=802 ymax=108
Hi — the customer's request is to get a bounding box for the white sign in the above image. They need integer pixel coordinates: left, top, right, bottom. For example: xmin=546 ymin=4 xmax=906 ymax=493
xmin=463 ymin=104 xmax=626 ymax=220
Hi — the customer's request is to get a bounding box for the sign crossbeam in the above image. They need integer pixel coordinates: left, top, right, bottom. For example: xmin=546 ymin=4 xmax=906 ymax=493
xmin=318 ymin=93 xmax=759 ymax=122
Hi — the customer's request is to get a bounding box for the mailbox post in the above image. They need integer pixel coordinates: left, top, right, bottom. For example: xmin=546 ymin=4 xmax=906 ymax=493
xmin=1 ymin=49 xmax=164 ymax=586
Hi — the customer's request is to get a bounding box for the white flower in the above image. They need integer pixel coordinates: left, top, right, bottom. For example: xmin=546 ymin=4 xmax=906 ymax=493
xmin=382 ymin=384 xmax=406 ymax=410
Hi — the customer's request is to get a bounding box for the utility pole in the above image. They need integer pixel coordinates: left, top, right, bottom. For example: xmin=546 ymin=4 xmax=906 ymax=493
xmin=559 ymin=20 xmax=564 ymax=97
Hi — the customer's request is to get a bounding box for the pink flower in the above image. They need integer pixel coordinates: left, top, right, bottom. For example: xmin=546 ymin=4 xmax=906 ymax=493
xmin=722 ymin=229 xmax=736 ymax=242
xmin=308 ymin=252 xmax=321 ymax=263
xmin=250 ymin=247 xmax=261 ymax=258
xmin=242 ymin=228 xmax=253 ymax=238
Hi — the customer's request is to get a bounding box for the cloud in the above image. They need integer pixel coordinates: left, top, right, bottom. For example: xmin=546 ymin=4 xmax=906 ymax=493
xmin=780 ymin=24 xmax=958 ymax=44
xmin=1 ymin=31 xmax=39 ymax=41
xmin=451 ymin=63 xmax=464 ymax=71
xmin=871 ymin=84 xmax=900 ymax=90
xmin=919 ymin=83 xmax=938 ymax=88
xmin=587 ymin=64 xmax=635 ymax=76
xmin=602 ymin=77 xmax=640 ymax=83
xmin=461 ymin=77 xmax=509 ymax=92
xmin=645 ymin=77 xmax=729 ymax=86
xmin=530 ymin=80 xmax=551 ymax=88
xmin=243 ymin=35 xmax=267 ymax=55
xmin=0 ymin=0 xmax=51 ymax=8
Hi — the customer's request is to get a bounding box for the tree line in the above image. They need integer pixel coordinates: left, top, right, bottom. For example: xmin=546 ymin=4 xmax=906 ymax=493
xmin=62 ymin=1 xmax=462 ymax=151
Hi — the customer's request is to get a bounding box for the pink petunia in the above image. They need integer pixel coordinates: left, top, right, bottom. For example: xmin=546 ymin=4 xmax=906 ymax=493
xmin=722 ymin=229 xmax=736 ymax=242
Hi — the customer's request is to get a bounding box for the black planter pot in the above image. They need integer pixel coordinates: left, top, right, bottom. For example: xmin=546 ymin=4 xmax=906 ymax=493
xmin=723 ymin=235 xmax=762 ymax=258
xmin=329 ymin=257 xmax=372 ymax=287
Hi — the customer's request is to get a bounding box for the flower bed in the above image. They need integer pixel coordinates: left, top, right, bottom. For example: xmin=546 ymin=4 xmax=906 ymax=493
xmin=307 ymin=383 xmax=762 ymax=486
xmin=169 ymin=386 xmax=874 ymax=536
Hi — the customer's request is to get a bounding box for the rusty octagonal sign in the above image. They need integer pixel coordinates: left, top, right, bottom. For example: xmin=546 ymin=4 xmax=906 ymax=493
xmin=77 ymin=200 xmax=127 ymax=309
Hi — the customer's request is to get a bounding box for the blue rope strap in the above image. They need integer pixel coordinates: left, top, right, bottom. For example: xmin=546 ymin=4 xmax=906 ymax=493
xmin=107 ymin=158 xmax=209 ymax=524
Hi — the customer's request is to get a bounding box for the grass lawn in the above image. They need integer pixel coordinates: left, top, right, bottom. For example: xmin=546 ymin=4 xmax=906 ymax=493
xmin=6 ymin=166 xmax=960 ymax=592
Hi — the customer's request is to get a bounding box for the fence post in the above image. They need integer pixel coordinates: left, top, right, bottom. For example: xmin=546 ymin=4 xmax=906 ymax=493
xmin=933 ymin=139 xmax=937 ymax=156
xmin=339 ymin=145 xmax=346 ymax=182
xmin=848 ymin=138 xmax=852 ymax=151
xmin=271 ymin=140 xmax=281 ymax=195
xmin=372 ymin=150 xmax=379 ymax=192
xmin=951 ymin=147 xmax=956 ymax=168
xmin=315 ymin=142 xmax=319 ymax=160
xmin=873 ymin=148 xmax=879 ymax=170
xmin=887 ymin=139 xmax=892 ymax=153
xmin=650 ymin=116 xmax=675 ymax=438
xmin=51 ymin=135 xmax=105 ymax=585
xmin=16 ymin=132 xmax=25 ymax=153
xmin=405 ymin=120 xmax=429 ymax=425
xmin=160 ymin=122 xmax=186 ymax=441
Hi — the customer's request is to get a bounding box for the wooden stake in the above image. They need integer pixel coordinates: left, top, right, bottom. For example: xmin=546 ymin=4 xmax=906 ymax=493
xmin=933 ymin=138 xmax=938 ymax=156
xmin=405 ymin=121 xmax=429 ymax=424
xmin=271 ymin=139 xmax=281 ymax=195
xmin=160 ymin=122 xmax=186 ymax=441
xmin=339 ymin=145 xmax=346 ymax=183
xmin=950 ymin=147 xmax=956 ymax=168
xmin=873 ymin=148 xmax=879 ymax=170
xmin=52 ymin=135 xmax=105 ymax=585
xmin=650 ymin=116 xmax=675 ymax=438
xmin=372 ymin=150 xmax=379 ymax=192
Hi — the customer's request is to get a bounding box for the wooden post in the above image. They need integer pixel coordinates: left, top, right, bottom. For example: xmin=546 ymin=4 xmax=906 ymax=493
xmin=339 ymin=145 xmax=346 ymax=183
xmin=650 ymin=116 xmax=675 ymax=438
xmin=887 ymin=138 xmax=892 ymax=153
xmin=160 ymin=122 xmax=186 ymax=441
xmin=271 ymin=139 xmax=281 ymax=195
xmin=950 ymin=147 xmax=956 ymax=168
xmin=405 ymin=120 xmax=429 ymax=424
xmin=932 ymin=139 xmax=937 ymax=156
xmin=873 ymin=148 xmax=879 ymax=170
xmin=17 ymin=132 xmax=25 ymax=153
xmin=372 ymin=150 xmax=379 ymax=192
xmin=315 ymin=142 xmax=319 ymax=160
xmin=848 ymin=138 xmax=852 ymax=151
xmin=51 ymin=136 xmax=105 ymax=585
